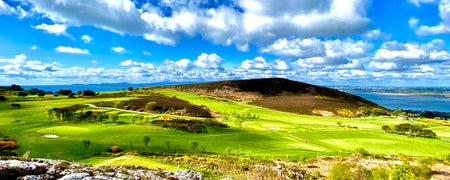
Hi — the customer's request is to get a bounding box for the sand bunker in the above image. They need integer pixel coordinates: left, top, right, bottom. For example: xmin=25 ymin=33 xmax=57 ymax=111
xmin=269 ymin=127 xmax=280 ymax=130
xmin=14 ymin=120 xmax=26 ymax=123
xmin=42 ymin=134 xmax=59 ymax=138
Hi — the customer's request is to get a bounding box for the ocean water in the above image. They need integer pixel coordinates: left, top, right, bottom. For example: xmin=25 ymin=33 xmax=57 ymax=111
xmin=349 ymin=91 xmax=450 ymax=112
xmin=333 ymin=86 xmax=450 ymax=112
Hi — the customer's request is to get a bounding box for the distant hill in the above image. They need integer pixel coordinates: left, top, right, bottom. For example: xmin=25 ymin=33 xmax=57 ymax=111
xmin=168 ymin=78 xmax=386 ymax=116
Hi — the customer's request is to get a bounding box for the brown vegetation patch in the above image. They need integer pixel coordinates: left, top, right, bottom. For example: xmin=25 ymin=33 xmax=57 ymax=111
xmin=251 ymin=95 xmax=376 ymax=115
xmin=152 ymin=118 xmax=228 ymax=133
xmin=91 ymin=101 xmax=115 ymax=107
xmin=116 ymin=96 xmax=212 ymax=117
xmin=0 ymin=137 xmax=17 ymax=150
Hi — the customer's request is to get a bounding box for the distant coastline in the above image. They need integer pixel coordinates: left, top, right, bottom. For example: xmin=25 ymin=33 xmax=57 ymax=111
xmin=16 ymin=83 xmax=450 ymax=113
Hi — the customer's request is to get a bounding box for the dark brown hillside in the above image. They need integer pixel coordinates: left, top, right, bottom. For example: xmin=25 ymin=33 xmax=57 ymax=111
xmin=168 ymin=78 xmax=386 ymax=116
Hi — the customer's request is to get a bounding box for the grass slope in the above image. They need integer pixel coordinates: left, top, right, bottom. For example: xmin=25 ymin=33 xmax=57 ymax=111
xmin=170 ymin=78 xmax=383 ymax=115
xmin=0 ymin=91 xmax=449 ymax=164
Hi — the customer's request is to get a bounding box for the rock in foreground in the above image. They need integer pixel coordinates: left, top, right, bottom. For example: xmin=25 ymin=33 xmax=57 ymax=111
xmin=0 ymin=157 xmax=201 ymax=180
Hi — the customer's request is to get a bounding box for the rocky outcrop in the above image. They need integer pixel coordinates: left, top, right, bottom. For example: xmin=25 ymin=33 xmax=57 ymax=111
xmin=0 ymin=157 xmax=201 ymax=180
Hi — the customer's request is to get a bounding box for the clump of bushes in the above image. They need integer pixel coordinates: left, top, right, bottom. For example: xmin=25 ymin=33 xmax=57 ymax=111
xmin=0 ymin=136 xmax=17 ymax=156
xmin=152 ymin=118 xmax=228 ymax=133
xmin=0 ymin=137 xmax=17 ymax=150
xmin=381 ymin=123 xmax=436 ymax=138
xmin=328 ymin=161 xmax=432 ymax=180
xmin=108 ymin=145 xmax=122 ymax=153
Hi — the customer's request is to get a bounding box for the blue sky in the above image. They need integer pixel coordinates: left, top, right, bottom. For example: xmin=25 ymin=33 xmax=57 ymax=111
xmin=1 ymin=0 xmax=450 ymax=86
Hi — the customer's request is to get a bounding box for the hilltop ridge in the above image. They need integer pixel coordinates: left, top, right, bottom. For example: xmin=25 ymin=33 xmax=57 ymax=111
xmin=169 ymin=78 xmax=385 ymax=116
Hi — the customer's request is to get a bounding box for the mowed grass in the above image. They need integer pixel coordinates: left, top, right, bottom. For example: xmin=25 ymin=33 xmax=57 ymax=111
xmin=1 ymin=90 xmax=450 ymax=164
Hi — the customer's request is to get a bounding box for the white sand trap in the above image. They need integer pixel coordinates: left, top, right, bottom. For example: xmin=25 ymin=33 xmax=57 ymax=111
xmin=269 ymin=127 xmax=280 ymax=130
xmin=42 ymin=134 xmax=59 ymax=138
xmin=14 ymin=120 xmax=26 ymax=123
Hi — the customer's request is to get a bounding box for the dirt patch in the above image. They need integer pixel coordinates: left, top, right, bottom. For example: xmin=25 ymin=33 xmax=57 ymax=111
xmin=42 ymin=134 xmax=59 ymax=138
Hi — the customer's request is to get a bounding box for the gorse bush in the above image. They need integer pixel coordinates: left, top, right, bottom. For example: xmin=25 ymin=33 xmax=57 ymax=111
xmin=328 ymin=162 xmax=353 ymax=180
xmin=110 ymin=145 xmax=122 ymax=153
xmin=328 ymin=161 xmax=433 ymax=180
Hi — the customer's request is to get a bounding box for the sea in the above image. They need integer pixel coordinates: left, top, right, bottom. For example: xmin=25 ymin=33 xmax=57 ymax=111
xmin=333 ymin=86 xmax=450 ymax=112
xmin=20 ymin=83 xmax=450 ymax=113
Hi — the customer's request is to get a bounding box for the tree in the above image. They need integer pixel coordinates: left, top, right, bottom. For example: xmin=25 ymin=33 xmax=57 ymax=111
xmin=0 ymin=96 xmax=7 ymax=101
xmin=37 ymin=91 xmax=46 ymax=97
xmin=358 ymin=106 xmax=370 ymax=116
xmin=83 ymin=90 xmax=96 ymax=96
xmin=17 ymin=92 xmax=28 ymax=98
xmin=82 ymin=140 xmax=91 ymax=151
xmin=9 ymin=84 xmax=23 ymax=91
xmin=109 ymin=113 xmax=119 ymax=123
xmin=77 ymin=91 xmax=82 ymax=97
xmin=130 ymin=116 xmax=137 ymax=124
xmin=143 ymin=136 xmax=150 ymax=151
xmin=381 ymin=125 xmax=391 ymax=132
xmin=191 ymin=141 xmax=198 ymax=152
xmin=165 ymin=141 xmax=171 ymax=152
xmin=128 ymin=87 xmax=134 ymax=91
xmin=371 ymin=108 xmax=386 ymax=116
xmin=58 ymin=89 xmax=73 ymax=96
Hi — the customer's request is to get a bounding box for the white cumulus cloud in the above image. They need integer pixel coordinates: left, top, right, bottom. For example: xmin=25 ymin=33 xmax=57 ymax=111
xmin=33 ymin=23 xmax=70 ymax=36
xmin=194 ymin=53 xmax=224 ymax=69
xmin=111 ymin=46 xmax=127 ymax=54
xmin=55 ymin=46 xmax=90 ymax=55
xmin=411 ymin=0 xmax=450 ymax=36
xmin=81 ymin=35 xmax=93 ymax=43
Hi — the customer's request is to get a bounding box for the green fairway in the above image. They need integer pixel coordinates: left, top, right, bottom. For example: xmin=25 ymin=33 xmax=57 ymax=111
xmin=1 ymin=89 xmax=450 ymax=163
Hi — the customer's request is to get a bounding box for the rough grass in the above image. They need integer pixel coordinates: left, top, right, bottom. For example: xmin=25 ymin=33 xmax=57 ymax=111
xmin=81 ymin=155 xmax=181 ymax=171
xmin=0 ymin=90 xmax=450 ymax=163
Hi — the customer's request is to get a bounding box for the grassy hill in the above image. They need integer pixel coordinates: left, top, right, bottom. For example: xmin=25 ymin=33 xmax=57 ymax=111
xmin=169 ymin=78 xmax=384 ymax=116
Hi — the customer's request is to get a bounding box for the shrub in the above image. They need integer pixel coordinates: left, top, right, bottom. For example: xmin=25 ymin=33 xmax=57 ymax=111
xmin=226 ymin=147 xmax=231 ymax=156
xmin=0 ymin=140 xmax=17 ymax=150
xmin=328 ymin=162 xmax=353 ymax=180
xmin=370 ymin=167 xmax=390 ymax=180
xmin=165 ymin=141 xmax=171 ymax=152
xmin=0 ymin=96 xmax=7 ymax=101
xmin=371 ymin=108 xmax=386 ymax=116
xmin=109 ymin=113 xmax=119 ymax=123
xmin=352 ymin=165 xmax=372 ymax=180
xmin=110 ymin=145 xmax=122 ymax=153
xmin=358 ymin=106 xmax=370 ymax=116
xmin=143 ymin=136 xmax=150 ymax=151
xmin=337 ymin=109 xmax=357 ymax=118
xmin=381 ymin=125 xmax=391 ymax=132
xmin=82 ymin=140 xmax=91 ymax=151
xmin=390 ymin=162 xmax=432 ymax=180
xmin=191 ymin=141 xmax=198 ymax=151
xmin=355 ymin=147 xmax=369 ymax=156
xmin=82 ymin=90 xmax=96 ymax=96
